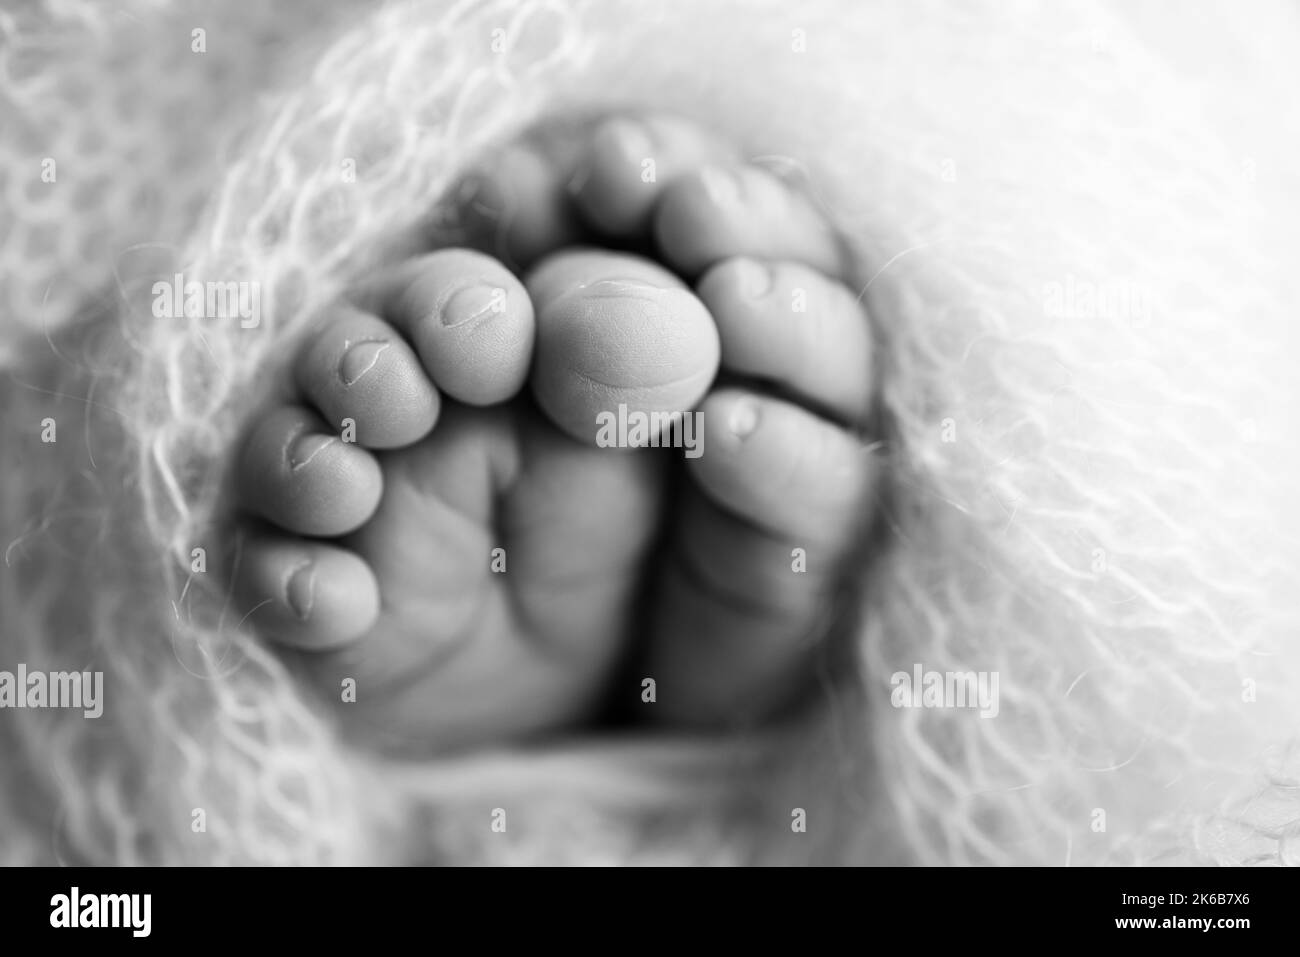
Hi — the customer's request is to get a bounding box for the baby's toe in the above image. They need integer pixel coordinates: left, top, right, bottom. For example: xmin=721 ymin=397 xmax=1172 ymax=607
xmin=692 ymin=389 xmax=874 ymax=549
xmin=235 ymin=533 xmax=380 ymax=650
xmin=294 ymin=305 xmax=439 ymax=449
xmin=644 ymin=388 xmax=876 ymax=725
xmin=698 ymin=258 xmax=873 ymax=426
xmin=235 ymin=404 xmax=383 ymax=537
xmin=457 ymin=129 xmax=587 ymax=271
xmin=646 ymin=529 xmax=823 ymax=725
xmin=356 ymin=249 xmax=535 ymax=407
xmin=525 ymin=249 xmax=720 ymax=444
xmin=655 ymin=164 xmax=847 ymax=279
xmin=570 ymin=114 xmax=728 ymax=236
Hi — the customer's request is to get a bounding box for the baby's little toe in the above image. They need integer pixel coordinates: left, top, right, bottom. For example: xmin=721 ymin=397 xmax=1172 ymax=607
xmin=234 ymin=533 xmax=380 ymax=651
xmin=457 ymin=133 xmax=587 ymax=271
xmin=570 ymin=114 xmax=727 ymax=236
xmin=654 ymin=164 xmax=847 ymax=279
xmin=235 ymin=404 xmax=384 ymax=537
xmin=294 ymin=305 xmax=439 ymax=449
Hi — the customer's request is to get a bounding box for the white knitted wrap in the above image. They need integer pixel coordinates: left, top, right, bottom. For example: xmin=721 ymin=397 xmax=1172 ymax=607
xmin=2 ymin=0 xmax=1298 ymax=865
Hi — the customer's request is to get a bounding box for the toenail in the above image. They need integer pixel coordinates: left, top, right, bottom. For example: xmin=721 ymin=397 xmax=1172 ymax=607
xmin=728 ymin=400 xmax=760 ymax=439
xmin=285 ymin=561 xmax=315 ymax=620
xmin=732 ymin=258 xmax=771 ymax=299
xmin=699 ymin=166 xmax=740 ymax=207
xmin=441 ymin=284 xmax=505 ymax=327
xmin=287 ymin=431 xmax=335 ymax=471
xmin=338 ymin=338 xmax=390 ymax=386
xmin=458 ymin=169 xmax=504 ymax=218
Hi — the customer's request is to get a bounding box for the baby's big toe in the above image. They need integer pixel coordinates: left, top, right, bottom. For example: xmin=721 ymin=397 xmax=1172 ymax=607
xmin=692 ymin=389 xmax=874 ymax=539
xmin=526 ymin=249 xmax=720 ymax=445
xmin=645 ymin=389 xmax=877 ymax=725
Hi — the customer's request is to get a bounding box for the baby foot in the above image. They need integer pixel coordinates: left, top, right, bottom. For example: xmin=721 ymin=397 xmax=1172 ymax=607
xmin=565 ymin=117 xmax=876 ymax=724
xmin=232 ymin=245 xmax=717 ymax=752
xmin=229 ymin=113 xmax=878 ymax=752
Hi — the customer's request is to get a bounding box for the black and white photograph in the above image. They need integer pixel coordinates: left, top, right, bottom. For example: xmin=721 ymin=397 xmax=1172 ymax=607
xmin=0 ymin=0 xmax=1295 ymax=926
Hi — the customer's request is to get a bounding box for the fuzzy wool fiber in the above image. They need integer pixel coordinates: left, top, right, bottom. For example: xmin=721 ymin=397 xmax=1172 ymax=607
xmin=1 ymin=0 xmax=1299 ymax=865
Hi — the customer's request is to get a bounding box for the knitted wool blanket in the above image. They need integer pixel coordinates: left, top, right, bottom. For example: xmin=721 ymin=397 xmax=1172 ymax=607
xmin=1 ymin=0 xmax=1298 ymax=865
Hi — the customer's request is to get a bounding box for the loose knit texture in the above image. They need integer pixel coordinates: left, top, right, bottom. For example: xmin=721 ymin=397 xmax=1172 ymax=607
xmin=2 ymin=0 xmax=1299 ymax=865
